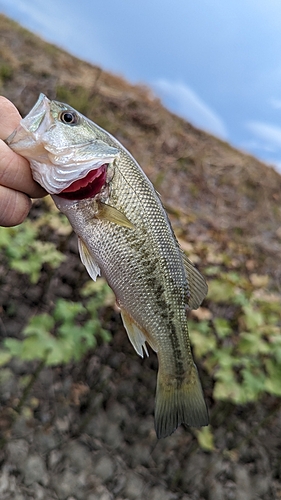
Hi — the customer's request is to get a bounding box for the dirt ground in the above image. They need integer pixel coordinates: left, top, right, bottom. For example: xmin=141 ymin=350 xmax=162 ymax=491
xmin=0 ymin=225 xmax=281 ymax=500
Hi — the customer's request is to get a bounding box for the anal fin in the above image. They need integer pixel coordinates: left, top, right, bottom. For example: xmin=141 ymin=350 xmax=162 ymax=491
xmin=120 ymin=308 xmax=157 ymax=358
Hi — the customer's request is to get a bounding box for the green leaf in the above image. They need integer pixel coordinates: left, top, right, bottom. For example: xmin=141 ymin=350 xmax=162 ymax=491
xmin=23 ymin=314 xmax=55 ymax=336
xmin=239 ymin=332 xmax=270 ymax=355
xmin=0 ymin=350 xmax=12 ymax=366
xmin=241 ymin=368 xmax=265 ymax=401
xmin=264 ymin=360 xmax=281 ymax=396
xmin=213 ymin=318 xmax=232 ymax=338
xmin=207 ymin=279 xmax=236 ymax=302
xmin=214 ymin=377 xmax=244 ymax=403
xmin=4 ymin=338 xmax=24 ymax=357
xmin=191 ymin=328 xmax=216 ymax=357
xmin=242 ymin=303 xmax=264 ymax=330
xmin=196 ymin=426 xmax=215 ymax=451
xmin=54 ymin=299 xmax=85 ymax=324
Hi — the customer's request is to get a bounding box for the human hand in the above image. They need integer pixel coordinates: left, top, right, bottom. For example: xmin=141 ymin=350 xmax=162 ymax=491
xmin=0 ymin=96 xmax=46 ymax=226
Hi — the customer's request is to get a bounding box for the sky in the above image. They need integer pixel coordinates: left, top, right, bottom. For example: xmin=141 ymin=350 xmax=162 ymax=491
xmin=1 ymin=0 xmax=281 ymax=170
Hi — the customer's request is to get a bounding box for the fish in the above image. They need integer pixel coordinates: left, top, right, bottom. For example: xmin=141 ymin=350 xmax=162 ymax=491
xmin=5 ymin=93 xmax=209 ymax=438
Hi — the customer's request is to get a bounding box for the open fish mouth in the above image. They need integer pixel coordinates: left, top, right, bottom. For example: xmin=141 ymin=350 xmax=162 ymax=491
xmin=58 ymin=164 xmax=107 ymax=200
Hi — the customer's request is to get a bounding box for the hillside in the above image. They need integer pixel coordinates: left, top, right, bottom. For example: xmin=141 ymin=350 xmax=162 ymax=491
xmin=1 ymin=15 xmax=281 ymax=282
xmin=0 ymin=13 xmax=281 ymax=500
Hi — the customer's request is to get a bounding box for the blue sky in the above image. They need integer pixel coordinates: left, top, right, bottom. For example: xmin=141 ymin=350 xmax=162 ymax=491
xmin=1 ymin=0 xmax=281 ymax=170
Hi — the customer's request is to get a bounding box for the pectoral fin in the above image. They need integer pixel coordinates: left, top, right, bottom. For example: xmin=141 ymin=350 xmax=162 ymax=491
xmin=120 ymin=308 xmax=157 ymax=358
xmin=182 ymin=252 xmax=208 ymax=310
xmin=97 ymin=202 xmax=135 ymax=229
xmin=78 ymin=237 xmax=100 ymax=281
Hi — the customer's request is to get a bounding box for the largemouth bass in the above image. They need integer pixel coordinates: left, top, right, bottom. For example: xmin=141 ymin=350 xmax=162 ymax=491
xmin=6 ymin=93 xmax=209 ymax=438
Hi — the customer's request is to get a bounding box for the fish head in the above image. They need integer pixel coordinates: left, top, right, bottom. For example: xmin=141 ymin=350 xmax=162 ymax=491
xmin=6 ymin=93 xmax=119 ymax=198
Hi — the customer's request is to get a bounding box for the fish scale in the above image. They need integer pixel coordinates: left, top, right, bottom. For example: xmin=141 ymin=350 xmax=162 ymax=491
xmin=6 ymin=93 xmax=209 ymax=438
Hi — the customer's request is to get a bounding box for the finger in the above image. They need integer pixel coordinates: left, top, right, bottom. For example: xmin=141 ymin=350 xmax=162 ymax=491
xmin=0 ymin=185 xmax=32 ymax=226
xmin=0 ymin=96 xmax=22 ymax=136
xmin=0 ymin=140 xmax=46 ymax=198
xmin=0 ymin=96 xmax=46 ymax=198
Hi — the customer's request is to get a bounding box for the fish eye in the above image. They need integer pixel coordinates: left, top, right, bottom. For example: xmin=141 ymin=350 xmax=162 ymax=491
xmin=59 ymin=110 xmax=78 ymax=125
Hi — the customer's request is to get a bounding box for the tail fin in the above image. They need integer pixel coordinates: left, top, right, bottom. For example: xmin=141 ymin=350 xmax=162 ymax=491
xmin=154 ymin=364 xmax=208 ymax=439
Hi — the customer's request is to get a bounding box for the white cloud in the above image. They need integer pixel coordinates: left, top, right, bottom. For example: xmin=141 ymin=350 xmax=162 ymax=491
xmin=246 ymin=121 xmax=281 ymax=150
xmin=240 ymin=139 xmax=277 ymax=153
xmin=269 ymin=98 xmax=281 ymax=110
xmin=150 ymin=79 xmax=228 ymax=139
xmin=243 ymin=121 xmax=281 ymax=173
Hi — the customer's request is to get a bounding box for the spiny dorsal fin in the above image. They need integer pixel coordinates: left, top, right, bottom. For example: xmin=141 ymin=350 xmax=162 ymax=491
xmin=78 ymin=237 xmax=100 ymax=281
xmin=120 ymin=308 xmax=158 ymax=358
xmin=97 ymin=202 xmax=135 ymax=229
xmin=182 ymin=252 xmax=208 ymax=310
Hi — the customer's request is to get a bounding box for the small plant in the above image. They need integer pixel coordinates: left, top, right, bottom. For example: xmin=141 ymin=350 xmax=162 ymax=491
xmin=191 ymin=270 xmax=281 ymax=405
xmin=1 ymin=280 xmax=113 ymax=367
xmin=0 ymin=203 xmax=67 ymax=283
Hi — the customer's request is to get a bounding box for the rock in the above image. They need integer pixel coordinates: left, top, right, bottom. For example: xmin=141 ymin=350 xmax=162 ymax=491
xmin=128 ymin=443 xmax=152 ymax=467
xmin=64 ymin=441 xmax=93 ymax=472
xmin=117 ymin=380 xmax=135 ymax=399
xmin=48 ymin=449 xmax=63 ymax=469
xmin=11 ymin=416 xmax=33 ymax=442
xmin=52 ymin=470 xmax=86 ymax=500
xmin=181 ymin=453 xmax=208 ymax=492
xmin=149 ymin=486 xmax=177 ymax=500
xmin=106 ymin=401 xmax=129 ymax=425
xmin=205 ymin=456 xmax=225 ymax=500
xmin=86 ymin=486 xmax=113 ymax=500
xmin=103 ymin=422 xmax=123 ymax=449
xmin=23 ymin=454 xmax=49 ymax=487
xmin=252 ymin=474 xmax=271 ymax=497
xmin=137 ymin=417 xmax=154 ymax=437
xmin=33 ymin=429 xmax=60 ymax=455
xmin=123 ymin=471 xmax=147 ymax=500
xmin=38 ymin=367 xmax=54 ymax=387
xmin=94 ymin=454 xmax=115 ymax=482
xmin=85 ymin=410 xmax=109 ymax=439
xmin=234 ymin=464 xmax=253 ymax=500
xmin=207 ymin=480 xmax=225 ymax=500
xmin=30 ymin=483 xmax=47 ymax=500
xmin=55 ymin=416 xmax=71 ymax=432
xmin=6 ymin=439 xmax=29 ymax=469
xmin=0 ymin=467 xmax=10 ymax=495
xmin=0 ymin=465 xmax=27 ymax=499
xmin=0 ymin=368 xmax=17 ymax=403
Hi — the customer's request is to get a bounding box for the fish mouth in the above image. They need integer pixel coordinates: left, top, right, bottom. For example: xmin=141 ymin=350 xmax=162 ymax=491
xmin=57 ymin=164 xmax=107 ymax=200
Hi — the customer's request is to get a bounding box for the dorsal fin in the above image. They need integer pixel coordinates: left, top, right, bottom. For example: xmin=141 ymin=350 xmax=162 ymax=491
xmin=182 ymin=252 xmax=208 ymax=310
